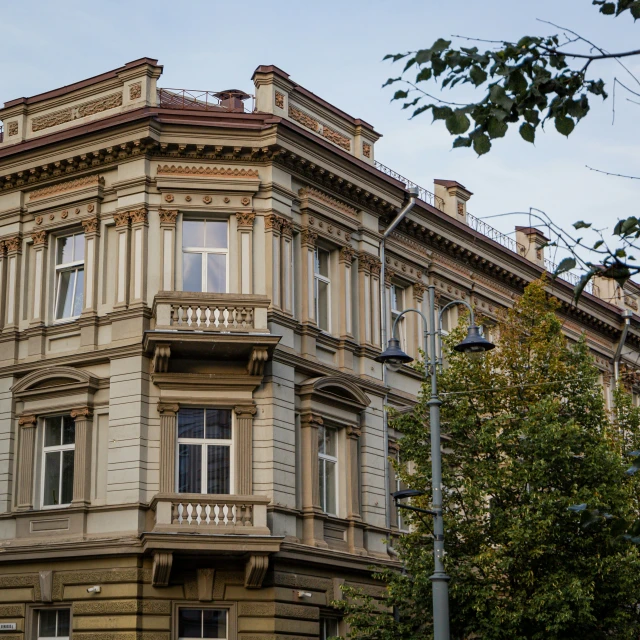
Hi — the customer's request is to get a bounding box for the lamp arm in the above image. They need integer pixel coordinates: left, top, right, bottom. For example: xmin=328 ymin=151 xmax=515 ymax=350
xmin=389 ymin=308 xmax=429 ymax=341
xmin=438 ymin=299 xmax=475 ymax=332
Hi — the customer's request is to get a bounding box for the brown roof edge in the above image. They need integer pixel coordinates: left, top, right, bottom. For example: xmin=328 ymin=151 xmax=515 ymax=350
xmin=434 ymin=178 xmax=472 ymax=194
xmin=251 ymin=65 xmax=380 ymax=136
xmin=2 ymin=57 xmax=162 ymax=109
xmin=515 ymin=226 xmax=550 ymax=241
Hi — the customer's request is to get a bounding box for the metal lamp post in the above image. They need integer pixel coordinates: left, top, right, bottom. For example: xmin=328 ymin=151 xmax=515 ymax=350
xmin=376 ymin=283 xmax=494 ymax=640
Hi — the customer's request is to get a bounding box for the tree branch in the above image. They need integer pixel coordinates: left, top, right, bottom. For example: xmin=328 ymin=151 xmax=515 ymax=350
xmin=585 ymin=165 xmax=640 ymax=180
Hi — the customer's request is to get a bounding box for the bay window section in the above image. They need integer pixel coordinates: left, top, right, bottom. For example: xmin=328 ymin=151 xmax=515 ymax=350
xmin=177 ymin=409 xmax=232 ymax=494
xmin=54 ymin=233 xmax=84 ymax=320
xmin=318 ymin=424 xmax=337 ymax=515
xmin=314 ymin=247 xmax=331 ymax=332
xmin=182 ymin=220 xmax=228 ymax=293
xmin=42 ymin=416 xmax=75 ymax=508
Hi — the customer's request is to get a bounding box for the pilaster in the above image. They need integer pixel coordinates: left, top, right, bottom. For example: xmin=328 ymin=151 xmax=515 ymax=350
xmin=280 ymin=218 xmax=294 ymax=315
xmin=158 ymin=403 xmax=179 ymax=494
xmin=158 ymin=209 xmax=178 ymax=291
xmin=16 ymin=414 xmax=36 ymax=511
xmin=234 ymin=404 xmax=257 ymax=495
xmin=300 ymin=412 xmax=327 ymax=547
xmin=338 ymin=245 xmax=355 ymax=338
xmin=236 ymin=212 xmax=255 ymax=295
xmin=300 ymin=229 xmax=318 ymax=325
xmin=264 ymin=214 xmax=282 ymax=310
xmin=4 ymin=236 xmax=21 ymax=330
xmin=129 ymin=208 xmax=148 ymax=305
xmin=30 ymin=230 xmax=48 ymax=325
xmin=81 ymin=217 xmax=100 ymax=314
xmin=71 ymin=407 xmax=93 ymax=506
xmin=114 ymin=211 xmax=130 ymax=308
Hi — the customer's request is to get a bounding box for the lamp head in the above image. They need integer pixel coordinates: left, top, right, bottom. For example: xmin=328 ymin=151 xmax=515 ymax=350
xmin=375 ymin=338 xmax=414 ymax=371
xmin=453 ymin=324 xmax=495 ymax=355
xmin=392 ymin=489 xmax=425 ymax=502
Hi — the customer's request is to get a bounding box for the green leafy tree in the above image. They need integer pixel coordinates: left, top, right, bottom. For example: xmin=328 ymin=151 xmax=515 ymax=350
xmin=335 ymin=281 xmax=640 ymax=639
xmin=382 ymin=0 xmax=640 ymax=290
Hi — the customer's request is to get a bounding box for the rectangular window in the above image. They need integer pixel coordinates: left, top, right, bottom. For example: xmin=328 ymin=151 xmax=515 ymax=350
xmin=182 ymin=220 xmax=228 ymax=293
xmin=314 ymin=247 xmax=331 ymax=332
xmin=54 ymin=233 xmax=84 ymax=320
xmin=390 ymin=284 xmax=406 ymax=352
xmin=318 ymin=424 xmax=337 ymax=515
xmin=42 ymin=416 xmax=75 ymax=507
xmin=320 ymin=617 xmax=339 ymax=640
xmin=177 ymin=409 xmax=232 ymax=494
xmin=37 ymin=608 xmax=70 ymax=639
xmin=394 ymin=449 xmax=408 ymax=532
xmin=178 ymin=608 xmax=227 ymax=639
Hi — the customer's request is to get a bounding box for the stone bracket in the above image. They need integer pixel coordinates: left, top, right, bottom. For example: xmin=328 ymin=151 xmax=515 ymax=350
xmin=152 ymin=551 xmax=173 ymax=587
xmin=244 ymin=553 xmax=269 ymax=589
xmin=152 ymin=343 xmax=171 ymax=374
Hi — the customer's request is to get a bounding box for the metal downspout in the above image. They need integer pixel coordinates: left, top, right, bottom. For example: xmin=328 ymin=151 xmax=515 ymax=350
xmin=614 ymin=309 xmax=633 ymax=383
xmin=381 ymin=186 xmax=419 ymax=529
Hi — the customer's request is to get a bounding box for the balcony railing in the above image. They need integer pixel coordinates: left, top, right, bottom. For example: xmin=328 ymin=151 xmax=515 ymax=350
xmin=544 ymin=259 xmax=599 ymax=296
xmin=468 ymin=212 xmax=526 ymax=256
xmin=152 ymin=292 xmax=269 ymax=333
xmin=374 ymin=161 xmax=445 ymax=211
xmin=152 ymin=493 xmax=270 ymax=534
xmin=157 ymin=88 xmax=255 ymax=113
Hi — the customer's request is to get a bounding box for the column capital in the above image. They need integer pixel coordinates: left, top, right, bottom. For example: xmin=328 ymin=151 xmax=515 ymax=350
xmin=300 ymin=412 xmax=323 ymax=429
xmin=234 ymin=405 xmax=257 ymax=419
xmin=280 ymin=218 xmax=294 ymax=238
xmin=18 ymin=414 xmax=37 ymax=428
xmin=358 ymin=252 xmax=376 ymax=273
xmin=114 ymin=211 xmax=130 ymax=227
xmin=236 ymin=211 xmax=256 ymax=229
xmin=158 ymin=402 xmax=180 ymax=415
xmin=346 ymin=425 xmax=362 ymax=439
xmin=158 ymin=208 xmax=178 ymax=227
xmin=5 ymin=235 xmax=21 ymax=255
xmin=81 ymin=217 xmax=100 ymax=236
xmin=71 ymin=407 xmax=93 ymax=421
xmin=413 ymin=281 xmax=427 ymax=302
xmin=31 ymin=230 xmax=48 ymax=247
xmin=339 ymin=245 xmax=356 ymax=264
xmin=129 ymin=208 xmax=148 ymax=226
xmin=300 ymin=228 xmax=318 ymax=248
xmin=384 ymin=268 xmax=395 ymax=285
xmin=264 ymin=213 xmax=282 ymax=232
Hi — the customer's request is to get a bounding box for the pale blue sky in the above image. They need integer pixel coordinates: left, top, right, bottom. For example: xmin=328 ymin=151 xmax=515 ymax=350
xmin=1 ymin=0 xmax=638 ymax=259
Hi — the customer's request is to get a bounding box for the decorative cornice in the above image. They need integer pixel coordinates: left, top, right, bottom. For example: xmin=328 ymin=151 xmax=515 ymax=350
xmin=158 ymin=209 xmax=178 ymax=226
xmin=31 ymin=230 xmax=47 ymax=247
xmin=157 ymin=165 xmax=259 ymax=179
xmin=298 ymin=186 xmax=358 ymax=218
xmin=385 ymin=255 xmax=423 ymax=282
xmin=235 ymin=211 xmax=256 ymax=228
xmin=29 ymin=175 xmax=103 ymax=201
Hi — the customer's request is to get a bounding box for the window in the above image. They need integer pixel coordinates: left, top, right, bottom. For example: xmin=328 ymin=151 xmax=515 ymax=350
xmin=318 ymin=424 xmax=337 ymax=515
xmin=393 ymin=449 xmax=408 ymax=532
xmin=182 ymin=220 xmax=228 ymax=293
xmin=320 ymin=617 xmax=339 ymax=640
xmin=177 ymin=409 xmax=232 ymax=494
xmin=54 ymin=233 xmax=84 ymax=320
xmin=42 ymin=416 xmax=75 ymax=507
xmin=178 ymin=608 xmax=227 ymax=639
xmin=37 ymin=609 xmax=70 ymax=639
xmin=314 ymin=247 xmax=331 ymax=332
xmin=390 ymin=284 xmax=406 ymax=352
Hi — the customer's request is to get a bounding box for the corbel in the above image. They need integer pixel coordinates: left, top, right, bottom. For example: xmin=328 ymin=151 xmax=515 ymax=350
xmin=247 ymin=346 xmax=268 ymax=376
xmin=244 ymin=553 xmax=269 ymax=589
xmin=152 ymin=343 xmax=171 ymax=374
xmin=152 ymin=551 xmax=173 ymax=587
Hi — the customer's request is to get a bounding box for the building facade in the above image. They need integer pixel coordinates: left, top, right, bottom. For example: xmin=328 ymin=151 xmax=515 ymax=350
xmin=0 ymin=58 xmax=637 ymax=639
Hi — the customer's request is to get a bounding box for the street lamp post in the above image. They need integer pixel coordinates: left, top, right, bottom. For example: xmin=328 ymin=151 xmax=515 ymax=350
xmin=376 ymin=283 xmax=494 ymax=640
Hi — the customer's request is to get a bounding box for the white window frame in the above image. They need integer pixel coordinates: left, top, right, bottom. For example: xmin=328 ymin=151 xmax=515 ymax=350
xmin=37 ymin=607 xmax=71 ymax=639
xmin=318 ymin=424 xmax=338 ymax=516
xmin=176 ymin=410 xmax=234 ymax=495
xmin=390 ymin=283 xmax=406 ymax=352
xmin=320 ymin=616 xmax=340 ymax=640
xmin=54 ymin=232 xmax=84 ymax=322
xmin=182 ymin=219 xmax=229 ymax=293
xmin=176 ymin=606 xmax=229 ymax=640
xmin=314 ymin=247 xmax=332 ymax=333
xmin=41 ymin=415 xmax=74 ymax=510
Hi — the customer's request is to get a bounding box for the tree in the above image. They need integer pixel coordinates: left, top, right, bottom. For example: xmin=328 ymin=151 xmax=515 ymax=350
xmin=382 ymin=1 xmax=640 ymax=292
xmin=334 ymin=281 xmax=640 ymax=639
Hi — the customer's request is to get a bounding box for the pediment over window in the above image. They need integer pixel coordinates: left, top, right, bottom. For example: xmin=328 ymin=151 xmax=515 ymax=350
xmin=12 ymin=366 xmax=99 ymax=401
xmin=299 ymin=376 xmax=371 ymax=413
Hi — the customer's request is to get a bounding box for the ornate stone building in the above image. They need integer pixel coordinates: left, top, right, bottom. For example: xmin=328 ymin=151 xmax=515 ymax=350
xmin=0 ymin=58 xmax=637 ymax=639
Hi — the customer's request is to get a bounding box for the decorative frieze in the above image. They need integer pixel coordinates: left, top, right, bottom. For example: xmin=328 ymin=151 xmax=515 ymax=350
xmin=31 ymin=91 xmax=123 ymax=132
xmin=129 ymin=82 xmax=142 ymax=100
xmin=7 ymin=121 xmax=18 ymax=137
xmin=362 ymin=142 xmax=372 ymax=158
xmin=307 ymin=215 xmax=351 ymax=243
xmin=323 ymin=124 xmax=350 ymax=151
xmin=28 ymin=175 xmax=103 ymax=201
xmin=275 ymin=91 xmax=285 ymax=108
xmin=288 ymin=105 xmax=319 ymax=132
xmin=157 ymin=164 xmax=259 ymax=178
xmin=298 ymin=186 xmax=358 ymax=217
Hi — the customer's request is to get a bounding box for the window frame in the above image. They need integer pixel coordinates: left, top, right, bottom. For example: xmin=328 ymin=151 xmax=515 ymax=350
xmin=181 ymin=218 xmax=229 ymax=294
xmin=53 ymin=232 xmax=85 ymax=323
xmin=172 ymin=602 xmax=236 ymax=640
xmin=319 ymin=615 xmax=341 ymax=640
xmin=390 ymin=283 xmax=406 ymax=353
xmin=175 ymin=408 xmax=234 ymax=495
xmin=40 ymin=415 xmax=75 ymax=510
xmin=27 ymin=606 xmax=72 ymax=640
xmin=314 ymin=246 xmax=332 ymax=333
xmin=318 ymin=423 xmax=338 ymax=516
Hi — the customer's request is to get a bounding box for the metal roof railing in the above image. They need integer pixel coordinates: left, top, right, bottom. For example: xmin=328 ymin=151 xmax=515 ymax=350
xmin=157 ymin=89 xmax=255 ymax=113
xmin=544 ymin=258 xmax=599 ymax=296
xmin=374 ymin=161 xmax=445 ymax=211
xmin=467 ymin=212 xmax=526 ymax=256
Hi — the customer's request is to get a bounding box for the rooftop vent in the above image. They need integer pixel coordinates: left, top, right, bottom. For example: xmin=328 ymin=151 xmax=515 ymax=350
xmin=213 ymin=89 xmax=251 ymax=112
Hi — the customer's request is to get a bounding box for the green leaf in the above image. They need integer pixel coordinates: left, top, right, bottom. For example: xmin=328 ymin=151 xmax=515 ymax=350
xmin=382 ymin=77 xmax=400 ymax=88
xmin=415 ymin=48 xmax=433 ymax=65
xmin=432 ymin=106 xmax=453 ymax=121
xmin=416 ymin=67 xmax=432 ymax=82
xmin=519 ymin=123 xmax=535 ymax=143
xmin=489 ymin=84 xmax=515 ymax=111
xmin=392 ymin=90 xmax=409 ymax=101
xmin=488 ymin=118 xmax=508 ymax=138
xmin=601 ymin=1 xmax=616 ymax=13
xmin=469 ymin=66 xmax=488 ymax=87
xmin=555 ymin=257 xmax=577 ymax=276
xmin=445 ymin=111 xmax=471 ymax=135
xmin=431 ymin=38 xmax=451 ymax=53
xmin=555 ymin=115 xmax=575 ymax=137
xmin=472 ymin=133 xmax=492 ymax=155
xmin=452 ymin=136 xmax=472 ymax=148
xmin=573 ymin=221 xmax=592 ymax=230
xmin=593 ymin=240 xmax=604 ymax=249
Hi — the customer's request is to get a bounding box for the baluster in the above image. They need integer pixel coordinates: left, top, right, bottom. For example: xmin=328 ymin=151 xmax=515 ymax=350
xmin=204 ymin=504 xmax=212 ymax=524
xmin=177 ymin=503 xmax=184 ymax=524
xmin=195 ymin=503 xmax=203 ymax=525
xmin=171 ymin=305 xmax=179 ymax=326
xmin=213 ymin=503 xmax=220 ymax=525
xmin=186 ymin=503 xmax=194 ymax=525
xmin=186 ymin=306 xmax=194 ymax=327
xmin=222 ymin=504 xmax=229 ymax=525
xmin=231 ymin=504 xmax=237 ymax=525
xmin=222 ymin=308 xmax=230 ymax=329
xmin=204 ymin=306 xmax=212 ymax=328
xmin=213 ymin=307 xmax=220 ymax=328
xmin=244 ymin=504 xmax=253 ymax=526
xmin=247 ymin=307 xmax=254 ymax=328
xmin=195 ymin=306 xmax=202 ymax=328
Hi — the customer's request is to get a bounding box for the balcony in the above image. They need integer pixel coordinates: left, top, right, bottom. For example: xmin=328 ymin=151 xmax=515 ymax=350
xmin=152 ymin=493 xmax=270 ymax=535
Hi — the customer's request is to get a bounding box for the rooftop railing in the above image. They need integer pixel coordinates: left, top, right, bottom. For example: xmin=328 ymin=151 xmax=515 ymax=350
xmin=374 ymin=161 xmax=445 ymax=211
xmin=544 ymin=258 xmax=599 ymax=296
xmin=157 ymin=88 xmax=255 ymax=113
xmin=468 ymin=212 xmax=526 ymax=256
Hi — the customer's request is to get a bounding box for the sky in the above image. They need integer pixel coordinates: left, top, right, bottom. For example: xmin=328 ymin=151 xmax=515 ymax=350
xmin=1 ymin=0 xmax=638 ymax=263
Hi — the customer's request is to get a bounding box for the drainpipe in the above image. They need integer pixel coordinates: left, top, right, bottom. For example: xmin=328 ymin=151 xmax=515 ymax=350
xmin=614 ymin=308 xmax=633 ymax=383
xmin=380 ymin=186 xmax=419 ymax=529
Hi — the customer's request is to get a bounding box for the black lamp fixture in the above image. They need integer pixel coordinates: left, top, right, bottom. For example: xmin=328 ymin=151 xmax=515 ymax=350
xmin=375 ymin=338 xmax=414 ymax=371
xmin=453 ymin=324 xmax=495 ymax=354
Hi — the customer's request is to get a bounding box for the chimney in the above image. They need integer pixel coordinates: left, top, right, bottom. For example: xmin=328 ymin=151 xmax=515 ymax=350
xmin=515 ymin=226 xmax=549 ymax=268
xmin=433 ymin=179 xmax=472 ymax=220
xmin=214 ymin=89 xmax=251 ymax=113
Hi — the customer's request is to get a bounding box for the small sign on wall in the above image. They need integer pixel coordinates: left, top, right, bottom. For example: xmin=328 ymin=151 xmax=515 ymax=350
xmin=0 ymin=623 xmax=17 ymax=630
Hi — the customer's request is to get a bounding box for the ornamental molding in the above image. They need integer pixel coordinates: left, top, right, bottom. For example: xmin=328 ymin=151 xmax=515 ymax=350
xmin=81 ymin=217 xmax=99 ymax=235
xmin=70 ymin=407 xmax=93 ymax=420
xmin=307 ymin=215 xmax=351 ymax=243
xmin=129 ymin=208 xmax=148 ymax=225
xmin=385 ymin=254 xmax=423 ymax=282
xmin=158 ymin=209 xmax=178 ymax=226
xmin=235 ymin=211 xmax=256 ymax=228
xmin=7 ymin=121 xmax=18 ymax=137
xmin=28 ymin=175 xmax=103 ymax=201
xmin=288 ymin=105 xmax=352 ymax=151
xmin=275 ymin=91 xmax=285 ymax=108
xmin=129 ymin=82 xmax=142 ymax=100
xmin=31 ymin=91 xmax=123 ymax=133
xmin=288 ymin=105 xmax=319 ymax=132
xmin=323 ymin=124 xmax=350 ymax=151
xmin=157 ymin=164 xmax=259 ymax=179
xmin=31 ymin=230 xmax=47 ymax=247
xmin=362 ymin=142 xmax=372 ymax=158
xmin=298 ymin=186 xmax=357 ymax=218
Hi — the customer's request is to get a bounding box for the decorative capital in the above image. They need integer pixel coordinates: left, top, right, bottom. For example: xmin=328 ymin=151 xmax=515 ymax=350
xmin=18 ymin=414 xmax=37 ymax=427
xmin=5 ymin=236 xmax=21 ymax=254
xmin=81 ymin=217 xmax=99 ymax=235
xmin=370 ymin=258 xmax=381 ymax=277
xmin=158 ymin=402 xmax=180 ymax=415
xmin=113 ymin=211 xmax=130 ymax=227
xmin=158 ymin=209 xmax=178 ymax=226
xmin=234 ymin=405 xmax=257 ymax=419
xmin=384 ymin=268 xmax=395 ymax=285
xmin=301 ymin=228 xmax=318 ymax=248
xmin=70 ymin=407 xmax=93 ymax=420
xmin=300 ymin=412 xmax=323 ymax=429
xmin=31 ymin=230 xmax=48 ymax=247
xmin=236 ymin=211 xmax=256 ymax=229
xmin=346 ymin=425 xmax=362 ymax=439
xmin=280 ymin=218 xmax=294 ymax=238
xmin=264 ymin=213 xmax=283 ymax=232
xmin=339 ymin=245 xmax=355 ymax=264
xmin=413 ymin=282 xmax=427 ymax=301
xmin=129 ymin=208 xmax=148 ymax=225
